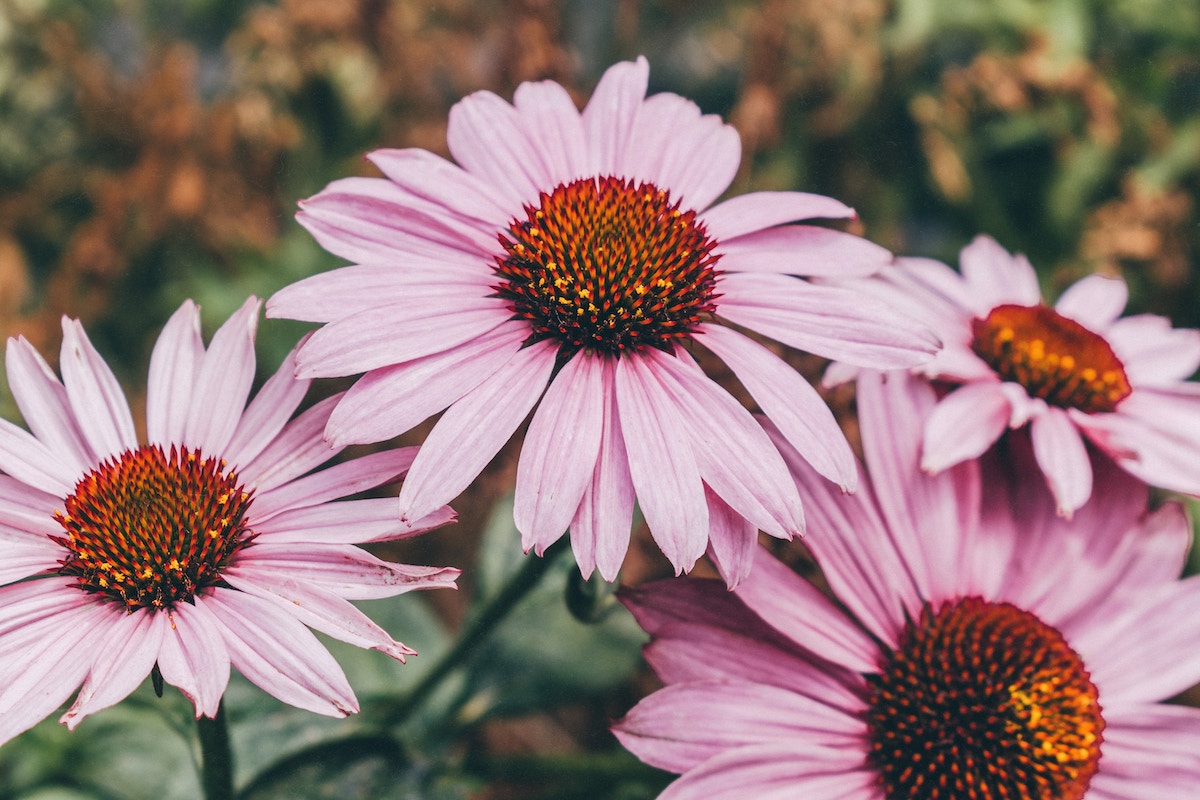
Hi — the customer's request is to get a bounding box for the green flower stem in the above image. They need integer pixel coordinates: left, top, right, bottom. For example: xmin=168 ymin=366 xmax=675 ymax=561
xmin=374 ymin=537 xmax=569 ymax=726
xmin=197 ymin=700 xmax=234 ymax=800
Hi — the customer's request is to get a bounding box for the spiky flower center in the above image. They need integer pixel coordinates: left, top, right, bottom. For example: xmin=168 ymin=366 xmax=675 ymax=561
xmin=866 ymin=597 xmax=1103 ymax=800
xmin=492 ymin=176 xmax=719 ymax=355
xmin=54 ymin=445 xmax=253 ymax=611
xmin=971 ymin=304 xmax=1131 ymax=413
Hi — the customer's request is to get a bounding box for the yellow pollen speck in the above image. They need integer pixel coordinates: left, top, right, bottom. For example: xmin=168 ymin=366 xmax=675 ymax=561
xmin=997 ymin=327 xmax=1015 ymax=343
xmin=554 ymin=276 xmax=570 ymax=289
xmin=140 ymin=567 xmax=154 ymax=579
xmin=578 ymin=288 xmax=592 ymax=299
xmin=1060 ymin=354 xmax=1076 ymax=370
xmin=634 ymin=284 xmax=647 ymax=295
xmin=169 ymin=558 xmax=181 ymax=571
xmin=1081 ymin=367 xmax=1097 ymax=381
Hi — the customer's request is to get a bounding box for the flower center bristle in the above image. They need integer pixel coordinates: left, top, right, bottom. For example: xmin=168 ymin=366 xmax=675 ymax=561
xmin=493 ymin=176 xmax=719 ymax=355
xmin=53 ymin=445 xmax=253 ymax=611
xmin=971 ymin=304 xmax=1131 ymax=413
xmin=866 ymin=597 xmax=1103 ymax=800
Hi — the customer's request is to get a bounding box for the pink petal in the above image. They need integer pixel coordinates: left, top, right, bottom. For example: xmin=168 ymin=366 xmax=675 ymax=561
xmin=295 ymin=176 xmax=496 ymax=265
xmin=253 ymin=497 xmax=422 ymax=543
xmin=958 ymin=234 xmax=1041 ymax=310
xmin=657 ymin=742 xmax=877 ymax=800
xmin=324 ymin=320 xmax=527 ymax=448
xmin=1053 ymin=274 xmax=1128 ymax=329
xmin=515 ymin=352 xmax=606 ymax=554
xmin=205 ymin=589 xmax=357 ymax=716
xmin=582 ymin=57 xmax=649 ymax=176
xmin=703 ymin=487 xmax=758 ymax=589
xmin=921 ymin=382 xmax=1010 ymax=473
xmin=569 ymin=359 xmax=635 ymax=581
xmin=0 ymin=539 xmax=63 ymax=583
xmin=0 ymin=417 xmax=76 ymax=496
xmin=397 ymin=340 xmax=558 ymax=524
xmin=0 ymin=475 xmax=66 ymax=537
xmin=701 ymin=192 xmax=855 ymax=242
xmin=447 ymin=89 xmax=556 ymax=209
xmin=223 ymin=571 xmax=417 ymax=662
xmin=158 ymin=597 xmax=232 ymax=718
xmin=625 ymin=93 xmax=740 ymax=212
xmin=716 ymin=272 xmax=940 ymax=368
xmin=614 ymin=680 xmax=864 ymax=774
xmin=145 ymin=300 xmax=204 ymax=447
xmin=224 ymin=342 xmax=312 ymax=469
xmin=238 ymin=393 xmax=341 ymax=492
xmin=1030 ymin=407 xmax=1092 ymax=516
xmin=62 ymin=606 xmax=165 ymax=728
xmin=511 ymin=80 xmax=590 ymax=187
xmin=253 ymin=447 xmax=417 ymax=521
xmin=366 ymin=148 xmax=511 ymax=226
xmin=699 ymin=324 xmax=856 ymax=490
xmin=717 ymin=226 xmax=892 ymax=279
xmin=59 ymin=317 xmax=137 ymax=461
xmin=615 ymin=354 xmax=708 ymax=574
xmin=294 ymin=299 xmax=509 ymax=379
xmin=6 ymin=336 xmax=92 ymax=472
xmin=184 ymin=296 xmax=260 ymax=455
xmin=1090 ymin=705 xmax=1200 ymax=797
xmin=646 ymin=348 xmax=803 ymax=539
xmin=1076 ymin=388 xmax=1200 ymax=494
xmin=231 ymin=543 xmax=459 ymax=598
xmin=1107 ymin=313 xmax=1200 ymax=384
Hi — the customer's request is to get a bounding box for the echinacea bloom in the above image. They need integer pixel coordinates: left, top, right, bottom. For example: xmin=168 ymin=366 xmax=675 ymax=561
xmin=826 ymin=234 xmax=1200 ymax=515
xmin=267 ymin=57 xmax=939 ymax=582
xmin=0 ymin=298 xmax=458 ymax=745
xmin=615 ymin=370 xmax=1200 ymax=799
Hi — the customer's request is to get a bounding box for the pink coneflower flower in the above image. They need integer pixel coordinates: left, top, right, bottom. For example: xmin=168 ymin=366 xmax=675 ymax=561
xmin=615 ymin=370 xmax=1200 ymax=799
xmin=0 ymin=298 xmax=458 ymax=745
xmin=826 ymin=234 xmax=1200 ymax=515
xmin=267 ymin=57 xmax=940 ymax=582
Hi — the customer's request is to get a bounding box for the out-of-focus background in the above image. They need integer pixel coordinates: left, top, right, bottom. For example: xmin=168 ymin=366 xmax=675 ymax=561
xmin=0 ymin=1 xmax=1198 ymax=798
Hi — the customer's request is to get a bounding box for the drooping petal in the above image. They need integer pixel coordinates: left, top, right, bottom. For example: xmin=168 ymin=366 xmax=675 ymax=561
xmin=61 ymin=606 xmax=165 ymax=728
xmin=158 ymin=597 xmax=232 ymax=718
xmin=921 ymin=382 xmax=1010 ymax=473
xmin=397 ymin=340 xmax=557 ymax=525
xmin=515 ymin=351 xmax=606 ymax=555
xmin=704 ymin=487 xmax=758 ymax=589
xmin=1029 ymin=407 xmax=1093 ymax=516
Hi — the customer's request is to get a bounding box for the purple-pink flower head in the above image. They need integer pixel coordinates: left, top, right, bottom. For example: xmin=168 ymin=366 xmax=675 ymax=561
xmin=614 ymin=370 xmax=1200 ymax=799
xmin=827 ymin=234 xmax=1200 ymax=516
xmin=0 ymin=298 xmax=459 ymax=746
xmin=267 ymin=57 xmax=940 ymax=583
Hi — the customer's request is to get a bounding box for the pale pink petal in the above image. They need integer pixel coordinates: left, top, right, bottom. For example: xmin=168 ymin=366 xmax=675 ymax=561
xmin=184 ymin=296 xmax=259 ymax=455
xmin=699 ymin=324 xmax=855 ymax=490
xmin=253 ymin=497 xmax=423 ymax=543
xmin=294 ymin=300 xmax=509 ymax=379
xmin=0 ymin=539 xmax=64 ymax=583
xmin=569 ymin=359 xmax=635 ymax=581
xmin=615 ymin=354 xmax=708 ymax=574
xmin=646 ymin=347 xmax=803 ymax=539
xmin=224 ymin=343 xmax=311 ymax=469
xmin=515 ymin=352 xmax=606 ymax=554
xmin=252 ymin=447 xmax=417 ymax=521
xmin=921 ymin=382 xmax=1010 ymax=473
xmin=366 ymin=148 xmax=511 ymax=226
xmin=238 ymin=394 xmax=342 ymax=491
xmin=205 ymin=589 xmax=357 ymax=716
xmin=958 ymin=234 xmax=1041 ymax=310
xmin=1030 ymin=407 xmax=1093 ymax=516
xmin=657 ymin=743 xmax=878 ymax=800
xmin=1088 ymin=705 xmax=1200 ymax=799
xmin=1106 ymin=313 xmax=1200 ymax=384
xmin=324 ymin=320 xmax=527 ymax=447
xmin=716 ymin=272 xmax=940 ymax=368
xmin=223 ymin=571 xmax=418 ymax=662
xmin=230 ymin=543 xmax=459 ymax=599
xmin=0 ymin=418 xmax=76 ymax=496
xmin=6 ymin=336 xmax=92 ymax=472
xmin=397 ymin=340 xmax=558 ymax=524
xmin=145 ymin=300 xmax=204 ymax=447
xmin=582 ymin=57 xmax=649 ymax=176
xmin=511 ymin=80 xmax=590 ymax=187
xmin=447 ymin=89 xmax=556 ymax=208
xmin=0 ymin=475 xmax=63 ymax=537
xmin=703 ymin=488 xmax=758 ymax=589
xmin=62 ymin=606 xmax=165 ymax=728
xmin=733 ymin=547 xmax=881 ymax=674
xmin=1053 ymin=274 xmax=1128 ymax=329
xmin=717 ymin=226 xmax=892 ymax=279
xmin=625 ymin=93 xmax=740 ymax=211
xmin=295 ymin=176 xmax=497 ymax=265
xmin=158 ymin=597 xmax=232 ymax=718
xmin=701 ymin=192 xmax=855 ymax=241
xmin=59 ymin=318 xmax=137 ymax=461
xmin=614 ymin=681 xmax=864 ymax=774
xmin=1075 ymin=388 xmax=1200 ymax=494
